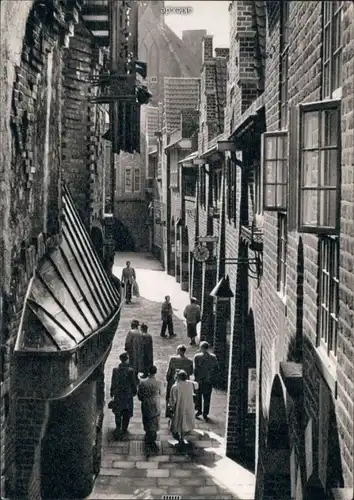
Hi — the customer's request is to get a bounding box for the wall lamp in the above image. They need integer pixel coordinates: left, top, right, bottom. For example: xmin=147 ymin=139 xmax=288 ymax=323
xmin=210 ymin=254 xmax=263 ymax=299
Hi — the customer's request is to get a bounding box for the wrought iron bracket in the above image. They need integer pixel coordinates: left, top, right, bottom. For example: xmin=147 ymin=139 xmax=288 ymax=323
xmin=223 ymin=254 xmax=263 ymax=288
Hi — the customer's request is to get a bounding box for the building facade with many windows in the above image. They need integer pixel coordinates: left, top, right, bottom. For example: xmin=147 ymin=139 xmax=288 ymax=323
xmin=157 ymin=1 xmax=354 ymax=498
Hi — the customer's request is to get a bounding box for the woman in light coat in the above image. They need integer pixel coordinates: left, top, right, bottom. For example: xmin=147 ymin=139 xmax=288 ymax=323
xmin=169 ymin=370 xmax=198 ymax=446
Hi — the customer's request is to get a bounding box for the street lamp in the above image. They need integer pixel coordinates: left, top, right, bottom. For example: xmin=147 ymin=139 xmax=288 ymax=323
xmin=210 ymin=275 xmax=234 ymax=299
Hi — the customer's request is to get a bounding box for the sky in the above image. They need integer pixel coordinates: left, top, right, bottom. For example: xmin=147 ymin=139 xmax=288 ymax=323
xmin=164 ymin=0 xmax=230 ymax=49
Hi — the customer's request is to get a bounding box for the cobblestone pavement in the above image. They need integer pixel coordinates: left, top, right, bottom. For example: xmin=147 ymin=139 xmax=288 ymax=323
xmin=87 ymin=253 xmax=255 ymax=500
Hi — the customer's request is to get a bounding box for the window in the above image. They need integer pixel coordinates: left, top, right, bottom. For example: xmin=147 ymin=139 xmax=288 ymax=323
xmin=170 ymin=150 xmax=179 ymax=189
xmin=319 ymin=237 xmax=339 ymax=356
xmin=323 ymin=1 xmax=343 ymax=99
xmin=150 ymin=76 xmax=157 ymax=83
xmin=277 ymin=213 xmax=287 ymax=296
xmin=262 ymin=131 xmax=288 ymax=211
xmin=212 ymin=169 xmax=222 ymax=206
xmin=134 ymin=167 xmax=140 ymax=192
xmin=124 ymin=167 xmax=132 ymax=192
xmin=299 ymin=100 xmax=340 ymax=233
xmin=280 ymin=0 xmax=290 ymax=128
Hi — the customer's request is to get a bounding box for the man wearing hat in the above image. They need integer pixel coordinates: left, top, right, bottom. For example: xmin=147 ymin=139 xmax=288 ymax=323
xmin=124 ymin=319 xmax=143 ymax=378
xmin=183 ymin=297 xmax=201 ymax=345
xmin=193 ymin=341 xmax=218 ymax=421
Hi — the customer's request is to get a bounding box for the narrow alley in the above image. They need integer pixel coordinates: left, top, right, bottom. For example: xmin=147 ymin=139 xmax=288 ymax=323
xmin=87 ymin=252 xmax=255 ymax=500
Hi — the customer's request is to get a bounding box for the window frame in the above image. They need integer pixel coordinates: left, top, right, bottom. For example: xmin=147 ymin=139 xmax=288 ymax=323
xmin=133 ymin=167 xmax=140 ymax=192
xmin=277 ymin=212 xmax=288 ymax=297
xmin=124 ymin=166 xmax=132 ymax=193
xmin=322 ymin=1 xmax=343 ymax=99
xmin=318 ymin=236 xmax=339 ymax=359
xmin=262 ymin=130 xmax=288 ymax=212
xmin=298 ymin=99 xmax=341 ymax=234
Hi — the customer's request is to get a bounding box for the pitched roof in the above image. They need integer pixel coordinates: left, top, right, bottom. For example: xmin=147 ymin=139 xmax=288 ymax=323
xmin=163 ymin=78 xmax=200 ymax=133
xmin=161 ymin=23 xmax=201 ymax=78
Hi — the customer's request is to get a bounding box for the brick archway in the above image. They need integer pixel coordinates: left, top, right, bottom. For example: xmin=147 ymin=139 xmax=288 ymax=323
xmin=263 ymin=375 xmax=291 ymax=500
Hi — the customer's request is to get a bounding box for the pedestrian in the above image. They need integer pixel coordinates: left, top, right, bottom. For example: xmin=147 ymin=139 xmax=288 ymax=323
xmin=160 ymin=295 xmax=175 ymax=338
xmin=124 ymin=319 xmax=143 ymax=378
xmin=137 ymin=365 xmax=161 ymax=451
xmin=140 ymin=323 xmax=154 ymax=378
xmin=165 ymin=345 xmax=193 ymax=416
xmin=183 ymin=297 xmax=201 ymax=345
xmin=109 ymin=352 xmax=137 ymax=439
xmin=193 ymin=341 xmax=219 ymax=422
xmin=169 ymin=370 xmax=198 ymax=447
xmin=121 ymin=260 xmax=136 ymax=304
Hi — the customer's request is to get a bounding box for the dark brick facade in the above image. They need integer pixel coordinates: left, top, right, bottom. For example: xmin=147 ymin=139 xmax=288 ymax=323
xmin=0 ymin=1 xmax=114 ymax=498
xmin=116 ymin=1 xmax=202 ymax=253
xmin=159 ymin=1 xmax=354 ymax=498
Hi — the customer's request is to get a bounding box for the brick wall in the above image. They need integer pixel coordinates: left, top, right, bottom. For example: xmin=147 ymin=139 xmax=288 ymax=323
xmin=227 ymin=1 xmax=354 ymax=496
xmin=0 ymin=1 xmax=113 ymax=497
xmin=0 ymin=2 xmax=70 ymax=494
xmin=62 ymin=21 xmax=107 ymax=231
xmin=338 ymin=1 xmax=354 ymax=488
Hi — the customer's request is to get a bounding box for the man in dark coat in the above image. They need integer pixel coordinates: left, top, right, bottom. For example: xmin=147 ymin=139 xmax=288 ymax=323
xmin=165 ymin=344 xmax=193 ymax=416
xmin=121 ymin=260 xmax=136 ymax=304
xmin=193 ymin=341 xmax=218 ymax=421
xmin=137 ymin=365 xmax=161 ymax=451
xmin=140 ymin=323 xmax=154 ymax=378
xmin=125 ymin=319 xmax=143 ymax=377
xmin=110 ymin=352 xmax=137 ymax=439
xmin=183 ymin=297 xmax=201 ymax=345
xmin=160 ymin=295 xmax=176 ymax=338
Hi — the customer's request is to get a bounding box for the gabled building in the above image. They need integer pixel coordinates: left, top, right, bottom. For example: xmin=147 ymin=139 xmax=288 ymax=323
xmin=114 ymin=0 xmax=205 ymax=253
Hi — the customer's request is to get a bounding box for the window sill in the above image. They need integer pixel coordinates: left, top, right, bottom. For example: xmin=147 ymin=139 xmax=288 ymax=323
xmin=332 ymin=87 xmax=342 ymax=100
xmin=315 ymin=343 xmax=337 ymax=396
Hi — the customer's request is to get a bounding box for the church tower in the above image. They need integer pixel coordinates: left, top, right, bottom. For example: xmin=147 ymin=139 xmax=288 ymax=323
xmin=139 ymin=1 xmax=165 ymax=25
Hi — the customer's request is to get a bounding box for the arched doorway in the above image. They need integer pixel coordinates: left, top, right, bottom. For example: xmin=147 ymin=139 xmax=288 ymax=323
xmin=263 ymin=375 xmax=291 ymax=500
xmin=113 ymin=218 xmax=135 ymax=251
xmin=91 ymin=226 xmax=104 ymax=263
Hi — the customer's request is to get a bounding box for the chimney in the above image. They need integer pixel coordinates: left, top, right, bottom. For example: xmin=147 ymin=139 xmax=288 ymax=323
xmin=202 ymin=34 xmax=213 ymax=64
xmin=215 ymin=48 xmax=230 ymax=60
